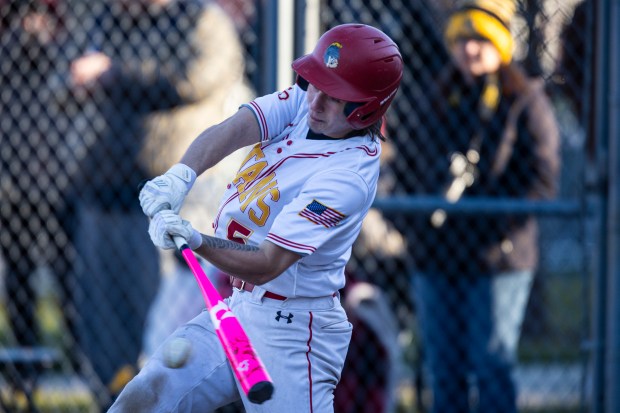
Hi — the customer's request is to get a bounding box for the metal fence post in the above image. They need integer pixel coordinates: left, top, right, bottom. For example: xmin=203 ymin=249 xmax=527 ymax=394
xmin=590 ymin=0 xmax=612 ymax=411
xmin=605 ymin=0 xmax=620 ymax=411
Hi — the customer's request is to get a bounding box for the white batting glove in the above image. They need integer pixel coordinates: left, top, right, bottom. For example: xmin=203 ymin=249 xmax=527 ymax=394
xmin=148 ymin=210 xmax=203 ymax=250
xmin=139 ymin=163 xmax=197 ymax=217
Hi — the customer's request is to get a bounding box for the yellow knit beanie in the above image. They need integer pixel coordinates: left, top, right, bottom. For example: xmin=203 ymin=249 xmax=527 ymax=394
xmin=444 ymin=0 xmax=516 ymax=64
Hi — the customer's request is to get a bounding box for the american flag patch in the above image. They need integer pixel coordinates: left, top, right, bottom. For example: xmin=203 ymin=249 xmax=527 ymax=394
xmin=299 ymin=200 xmax=346 ymax=228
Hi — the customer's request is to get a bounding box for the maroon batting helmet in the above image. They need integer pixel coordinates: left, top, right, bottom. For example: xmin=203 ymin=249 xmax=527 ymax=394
xmin=292 ymin=23 xmax=403 ymax=129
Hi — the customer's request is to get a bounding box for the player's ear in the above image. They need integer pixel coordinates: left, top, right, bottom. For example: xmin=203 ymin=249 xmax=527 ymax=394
xmin=296 ymin=75 xmax=309 ymax=91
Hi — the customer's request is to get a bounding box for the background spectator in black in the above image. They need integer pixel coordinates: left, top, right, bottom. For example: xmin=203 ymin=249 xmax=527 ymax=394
xmin=387 ymin=0 xmax=562 ymax=411
xmin=65 ymin=0 xmax=249 ymax=406
xmin=0 ymin=0 xmax=76 ymax=353
xmin=553 ymin=0 xmax=589 ymax=121
xmin=137 ymin=0 xmax=255 ymax=369
xmin=324 ymin=3 xmax=447 ymax=412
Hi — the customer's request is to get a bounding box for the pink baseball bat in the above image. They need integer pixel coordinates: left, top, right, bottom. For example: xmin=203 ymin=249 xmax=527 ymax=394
xmin=173 ymin=236 xmax=274 ymax=404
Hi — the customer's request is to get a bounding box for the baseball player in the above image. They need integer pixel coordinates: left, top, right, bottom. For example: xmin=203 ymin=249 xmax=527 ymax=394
xmin=109 ymin=23 xmax=402 ymax=412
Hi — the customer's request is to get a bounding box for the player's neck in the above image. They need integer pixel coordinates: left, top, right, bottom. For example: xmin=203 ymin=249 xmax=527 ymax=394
xmin=306 ymin=129 xmax=359 ymax=140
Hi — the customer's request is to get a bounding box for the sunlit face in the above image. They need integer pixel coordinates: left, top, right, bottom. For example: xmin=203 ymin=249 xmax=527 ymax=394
xmin=450 ymin=37 xmax=502 ymax=80
xmin=306 ymin=83 xmax=355 ymax=138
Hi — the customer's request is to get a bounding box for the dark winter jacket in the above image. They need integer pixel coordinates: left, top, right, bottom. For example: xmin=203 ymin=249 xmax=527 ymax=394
xmin=400 ymin=64 xmax=560 ymax=275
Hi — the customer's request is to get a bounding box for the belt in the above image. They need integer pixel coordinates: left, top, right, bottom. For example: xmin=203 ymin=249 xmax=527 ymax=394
xmin=230 ymin=277 xmax=288 ymax=301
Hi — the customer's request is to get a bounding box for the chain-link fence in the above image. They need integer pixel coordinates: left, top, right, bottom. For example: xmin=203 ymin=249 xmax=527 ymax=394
xmin=322 ymin=1 xmax=592 ymax=412
xmin=0 ymin=0 xmax=605 ymax=412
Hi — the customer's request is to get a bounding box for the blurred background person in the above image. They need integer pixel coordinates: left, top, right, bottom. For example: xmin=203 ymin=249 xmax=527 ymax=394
xmin=0 ymin=0 xmax=76 ymax=357
xmin=386 ymin=0 xmax=562 ymax=411
xmin=138 ymin=0 xmax=255 ymax=368
xmin=324 ymin=2 xmax=444 ymax=412
xmin=65 ymin=0 xmax=252 ymax=407
xmin=137 ymin=7 xmax=254 ymax=413
xmin=553 ymin=0 xmax=588 ymax=122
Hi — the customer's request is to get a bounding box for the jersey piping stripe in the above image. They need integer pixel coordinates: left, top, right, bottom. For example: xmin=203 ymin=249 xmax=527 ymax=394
xmin=250 ymin=152 xmax=334 ymax=186
xmin=305 ymin=312 xmax=314 ymax=413
xmin=248 ymin=101 xmax=269 ymax=141
xmin=352 ymin=144 xmax=379 ymax=156
xmin=242 ymin=145 xmax=374 ymax=203
xmin=266 ymin=233 xmax=316 ymax=253
xmin=214 ymin=146 xmax=375 ymax=234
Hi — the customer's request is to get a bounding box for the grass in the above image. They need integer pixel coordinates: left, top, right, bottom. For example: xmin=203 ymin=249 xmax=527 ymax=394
xmin=0 ymin=387 xmax=95 ymax=413
xmin=0 ymin=274 xmax=99 ymax=412
xmin=520 ymin=271 xmax=586 ymax=363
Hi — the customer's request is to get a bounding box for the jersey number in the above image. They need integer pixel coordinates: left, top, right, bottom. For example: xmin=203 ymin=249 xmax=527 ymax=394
xmin=227 ymin=219 xmax=252 ymax=245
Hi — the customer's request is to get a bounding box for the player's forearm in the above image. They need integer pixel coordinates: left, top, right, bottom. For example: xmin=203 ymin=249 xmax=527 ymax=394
xmin=193 ymin=235 xmax=297 ymax=285
xmin=180 ymin=107 xmax=259 ymax=175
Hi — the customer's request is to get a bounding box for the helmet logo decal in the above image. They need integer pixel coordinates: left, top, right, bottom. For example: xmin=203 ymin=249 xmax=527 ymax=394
xmin=323 ymin=42 xmax=342 ymax=68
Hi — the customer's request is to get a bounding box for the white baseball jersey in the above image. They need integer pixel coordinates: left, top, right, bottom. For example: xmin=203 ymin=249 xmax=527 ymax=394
xmin=213 ymin=84 xmax=381 ymax=298
xmin=111 ymin=84 xmax=370 ymax=413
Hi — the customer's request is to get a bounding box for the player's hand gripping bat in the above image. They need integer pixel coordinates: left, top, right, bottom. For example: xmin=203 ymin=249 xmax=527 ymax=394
xmin=171 ymin=235 xmax=274 ymax=404
xmin=138 ymin=180 xmax=274 ymax=404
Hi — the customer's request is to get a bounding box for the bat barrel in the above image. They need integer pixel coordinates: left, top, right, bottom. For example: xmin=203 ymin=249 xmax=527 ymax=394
xmin=179 ymin=240 xmax=275 ymax=404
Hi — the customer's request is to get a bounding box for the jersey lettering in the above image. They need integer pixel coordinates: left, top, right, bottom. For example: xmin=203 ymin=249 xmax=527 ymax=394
xmin=237 ymin=145 xmax=266 ymax=170
xmin=232 ymin=145 xmax=281 ymax=226
xmin=249 ymin=185 xmax=280 ymax=226
xmin=239 ymin=173 xmax=280 ymax=226
xmin=277 ymin=86 xmax=293 ymax=100
xmin=233 ymin=161 xmax=267 ymax=193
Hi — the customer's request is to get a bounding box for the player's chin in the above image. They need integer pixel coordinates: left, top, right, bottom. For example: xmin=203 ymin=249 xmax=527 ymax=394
xmin=307 ymin=119 xmax=324 ymax=132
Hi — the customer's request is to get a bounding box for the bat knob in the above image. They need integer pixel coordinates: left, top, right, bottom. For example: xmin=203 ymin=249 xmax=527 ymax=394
xmin=248 ymin=381 xmax=274 ymax=404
